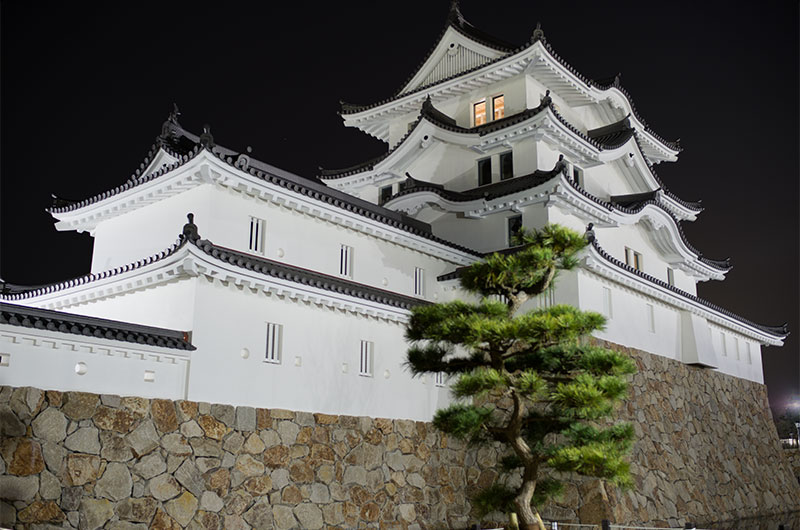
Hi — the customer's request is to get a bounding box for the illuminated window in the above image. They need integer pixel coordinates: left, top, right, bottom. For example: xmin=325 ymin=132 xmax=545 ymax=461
xmin=500 ymin=152 xmax=513 ymax=180
xmin=507 ymin=215 xmax=522 ymax=247
xmin=625 ymin=248 xmax=642 ymax=271
xmin=473 ymin=100 xmax=487 ymax=126
xmin=492 ymin=95 xmax=505 ymax=120
xmin=478 ymin=158 xmax=492 ymax=186
xmin=249 ymin=217 xmax=265 ymax=254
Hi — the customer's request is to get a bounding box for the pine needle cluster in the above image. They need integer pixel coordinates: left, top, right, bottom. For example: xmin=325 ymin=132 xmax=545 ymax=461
xmin=405 ymin=225 xmax=636 ymax=530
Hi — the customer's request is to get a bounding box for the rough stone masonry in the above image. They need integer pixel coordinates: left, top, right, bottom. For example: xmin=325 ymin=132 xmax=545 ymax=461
xmin=0 ymin=343 xmax=798 ymax=529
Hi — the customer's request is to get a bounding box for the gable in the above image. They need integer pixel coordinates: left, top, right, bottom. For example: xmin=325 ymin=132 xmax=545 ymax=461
xmin=400 ymin=26 xmax=507 ymax=95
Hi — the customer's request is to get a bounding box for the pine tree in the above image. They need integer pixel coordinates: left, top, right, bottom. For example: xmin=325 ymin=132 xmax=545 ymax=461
xmin=405 ymin=224 xmax=636 ymax=530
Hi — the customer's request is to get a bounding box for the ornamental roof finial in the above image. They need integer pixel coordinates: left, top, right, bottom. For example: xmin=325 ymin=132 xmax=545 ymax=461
xmin=182 ymin=213 xmax=200 ymax=242
xmin=532 ymin=22 xmax=545 ymax=42
xmin=199 ymin=124 xmax=215 ymax=148
xmin=447 ymin=0 xmax=465 ymax=26
xmin=168 ymin=103 xmax=181 ymax=124
xmin=585 ymin=223 xmax=596 ymax=243
xmin=161 ymin=103 xmax=182 ymax=140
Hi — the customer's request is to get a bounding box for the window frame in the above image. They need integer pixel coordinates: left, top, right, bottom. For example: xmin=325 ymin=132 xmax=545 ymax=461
xmin=249 ymin=216 xmax=265 ymax=255
xmin=359 ymin=340 xmax=374 ymax=377
xmin=492 ymin=94 xmax=505 ymax=121
xmin=507 ymin=215 xmax=522 ymax=247
xmin=339 ymin=244 xmax=353 ymax=278
xmin=264 ymin=322 xmax=283 ymax=364
xmin=473 ymin=99 xmax=487 ymax=126
xmin=666 ymin=267 xmax=675 ymax=286
xmin=499 ymin=151 xmax=513 ymax=180
xmin=379 ymin=185 xmax=393 ymax=205
xmin=624 ymin=247 xmax=643 ymax=271
xmin=602 ymin=287 xmax=613 ymax=318
xmin=414 ymin=267 xmax=425 ymax=297
xmin=434 ymin=372 xmax=446 ymax=387
xmin=477 ymin=157 xmax=492 ymax=186
xmin=572 ymin=166 xmax=584 ymax=188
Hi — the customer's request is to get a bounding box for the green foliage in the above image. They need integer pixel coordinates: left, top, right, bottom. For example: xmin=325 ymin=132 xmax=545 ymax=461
xmin=405 ymin=224 xmax=636 ymax=522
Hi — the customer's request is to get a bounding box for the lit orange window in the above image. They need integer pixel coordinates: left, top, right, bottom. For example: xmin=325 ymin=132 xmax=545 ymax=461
xmin=473 ymin=100 xmax=487 ymax=126
xmin=493 ymin=95 xmax=505 ymax=120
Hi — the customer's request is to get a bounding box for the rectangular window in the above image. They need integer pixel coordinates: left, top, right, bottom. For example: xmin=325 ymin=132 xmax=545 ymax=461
xmin=744 ymin=342 xmax=752 ymax=364
xmin=602 ymin=287 xmax=613 ymax=318
xmin=434 ymin=372 xmax=445 ymax=387
xmin=572 ymin=166 xmax=584 ymax=188
xmin=720 ymin=331 xmax=727 ymax=356
xmin=265 ymin=322 xmax=283 ymax=364
xmin=473 ymin=100 xmax=487 ymax=126
xmin=414 ymin=267 xmax=425 ymax=297
xmin=379 ymin=185 xmax=393 ymax=205
xmin=492 ymin=95 xmax=505 ymax=120
xmin=359 ymin=340 xmax=373 ymax=377
xmin=249 ymin=217 xmax=265 ymax=254
xmin=0 ymin=353 xmax=8 ymax=367
xmin=507 ymin=215 xmax=522 ymax=247
xmin=500 ymin=152 xmax=513 ymax=180
xmin=478 ymin=158 xmax=492 ymax=186
xmin=625 ymin=247 xmax=642 ymax=271
xmin=667 ymin=267 xmax=675 ymax=286
xmin=733 ymin=337 xmax=740 ymax=360
xmin=646 ymin=304 xmax=655 ymax=333
xmin=339 ymin=245 xmax=353 ymax=277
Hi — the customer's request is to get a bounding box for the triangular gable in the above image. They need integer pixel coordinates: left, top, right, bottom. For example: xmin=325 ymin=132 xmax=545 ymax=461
xmin=400 ymin=26 xmax=507 ymax=95
xmin=142 ymin=147 xmax=180 ymax=178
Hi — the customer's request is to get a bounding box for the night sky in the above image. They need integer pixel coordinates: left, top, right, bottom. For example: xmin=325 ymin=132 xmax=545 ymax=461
xmin=1 ymin=2 xmax=797 ymax=413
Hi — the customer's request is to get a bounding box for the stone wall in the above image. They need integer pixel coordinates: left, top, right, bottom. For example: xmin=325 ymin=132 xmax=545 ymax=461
xmin=1 ymin=342 xmax=799 ymax=529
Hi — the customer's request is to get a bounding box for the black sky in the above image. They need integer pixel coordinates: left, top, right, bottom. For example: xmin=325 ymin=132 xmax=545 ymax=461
xmin=1 ymin=1 xmax=797 ymax=413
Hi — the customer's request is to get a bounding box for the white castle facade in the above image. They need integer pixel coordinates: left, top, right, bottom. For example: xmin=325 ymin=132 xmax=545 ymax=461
xmin=0 ymin=5 xmax=787 ymax=421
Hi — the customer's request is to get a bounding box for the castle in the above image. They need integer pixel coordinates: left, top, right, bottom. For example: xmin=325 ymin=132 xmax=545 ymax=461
xmin=0 ymin=2 xmax=787 ymax=421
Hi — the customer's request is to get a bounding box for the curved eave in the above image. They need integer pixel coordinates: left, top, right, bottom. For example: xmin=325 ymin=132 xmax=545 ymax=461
xmin=584 ymin=241 xmax=787 ymax=345
xmin=2 ymin=235 xmax=427 ymax=323
xmin=341 ymin=40 xmax=680 ymax=160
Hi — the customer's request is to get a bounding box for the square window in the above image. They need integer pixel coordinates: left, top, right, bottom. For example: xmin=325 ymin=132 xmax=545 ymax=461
xmin=507 ymin=215 xmax=522 ymax=247
xmin=265 ymin=322 xmax=283 ymax=364
xmin=339 ymin=245 xmax=353 ymax=277
xmin=478 ymin=158 xmax=492 ymax=186
xmin=379 ymin=185 xmax=393 ymax=205
xmin=500 ymin=152 xmax=513 ymax=180
xmin=473 ymin=100 xmax=487 ymax=126
xmin=667 ymin=267 xmax=675 ymax=286
xmin=249 ymin=217 xmax=265 ymax=254
xmin=359 ymin=340 xmax=373 ymax=377
xmin=492 ymin=95 xmax=505 ymax=120
xmin=414 ymin=267 xmax=425 ymax=297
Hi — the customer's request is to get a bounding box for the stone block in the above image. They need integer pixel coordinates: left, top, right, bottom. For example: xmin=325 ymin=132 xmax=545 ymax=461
xmin=32 ymin=407 xmax=67 ymax=442
xmin=65 ymin=426 xmax=101 ymax=454
xmin=1 ymin=437 xmax=44 ymax=476
xmin=115 ymin=497 xmax=158 ymax=522
xmin=151 ymin=399 xmax=179 ymax=433
xmin=165 ymin=490 xmax=198 ymax=527
xmin=66 ymin=454 xmax=100 ymax=486
xmin=79 ymin=498 xmax=114 ymax=529
xmin=0 ymin=475 xmax=39 ymax=501
xmin=235 ymin=406 xmax=256 ymax=431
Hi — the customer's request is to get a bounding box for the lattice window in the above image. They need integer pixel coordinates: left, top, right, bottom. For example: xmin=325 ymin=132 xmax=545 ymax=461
xmin=414 ymin=267 xmax=425 ymax=297
xmin=339 ymin=245 xmax=353 ymax=278
xmin=265 ymin=322 xmax=283 ymax=364
xmin=249 ymin=217 xmax=265 ymax=254
xmin=359 ymin=340 xmax=373 ymax=377
xmin=434 ymin=372 xmax=446 ymax=387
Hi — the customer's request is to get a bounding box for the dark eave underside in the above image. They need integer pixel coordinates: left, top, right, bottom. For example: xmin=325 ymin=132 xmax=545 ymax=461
xmin=0 ymin=302 xmax=195 ymax=350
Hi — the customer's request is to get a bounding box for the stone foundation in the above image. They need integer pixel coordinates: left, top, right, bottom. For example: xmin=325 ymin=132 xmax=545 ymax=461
xmin=1 ymin=343 xmax=798 ymax=529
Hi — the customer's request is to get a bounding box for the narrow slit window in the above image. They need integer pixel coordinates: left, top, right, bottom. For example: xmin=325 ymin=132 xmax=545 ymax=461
xmin=339 ymin=244 xmax=353 ymax=277
xmin=720 ymin=331 xmax=727 ymax=356
xmin=667 ymin=267 xmax=675 ymax=286
xmin=507 ymin=215 xmax=522 ymax=247
xmin=359 ymin=340 xmax=373 ymax=377
xmin=646 ymin=304 xmax=655 ymax=333
xmin=572 ymin=167 xmax=584 ymax=188
xmin=492 ymin=95 xmax=505 ymax=120
xmin=434 ymin=372 xmax=445 ymax=387
xmin=500 ymin=152 xmax=513 ymax=180
xmin=478 ymin=158 xmax=492 ymax=186
xmin=414 ymin=267 xmax=425 ymax=297
xmin=379 ymin=185 xmax=393 ymax=205
xmin=603 ymin=287 xmax=613 ymax=318
xmin=744 ymin=342 xmax=752 ymax=364
xmin=265 ymin=322 xmax=283 ymax=364
xmin=249 ymin=217 xmax=265 ymax=254
xmin=733 ymin=337 xmax=740 ymax=360
xmin=473 ymin=100 xmax=487 ymax=126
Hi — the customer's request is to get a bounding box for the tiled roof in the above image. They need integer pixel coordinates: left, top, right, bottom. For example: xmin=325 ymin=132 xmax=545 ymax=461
xmin=2 ymin=218 xmax=430 ymax=313
xmin=587 ymin=116 xmax=636 ymax=149
xmin=588 ymin=240 xmax=787 ymax=338
xmin=46 ymin=116 xmax=482 ymax=259
xmin=0 ymin=302 xmax=195 ymax=350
